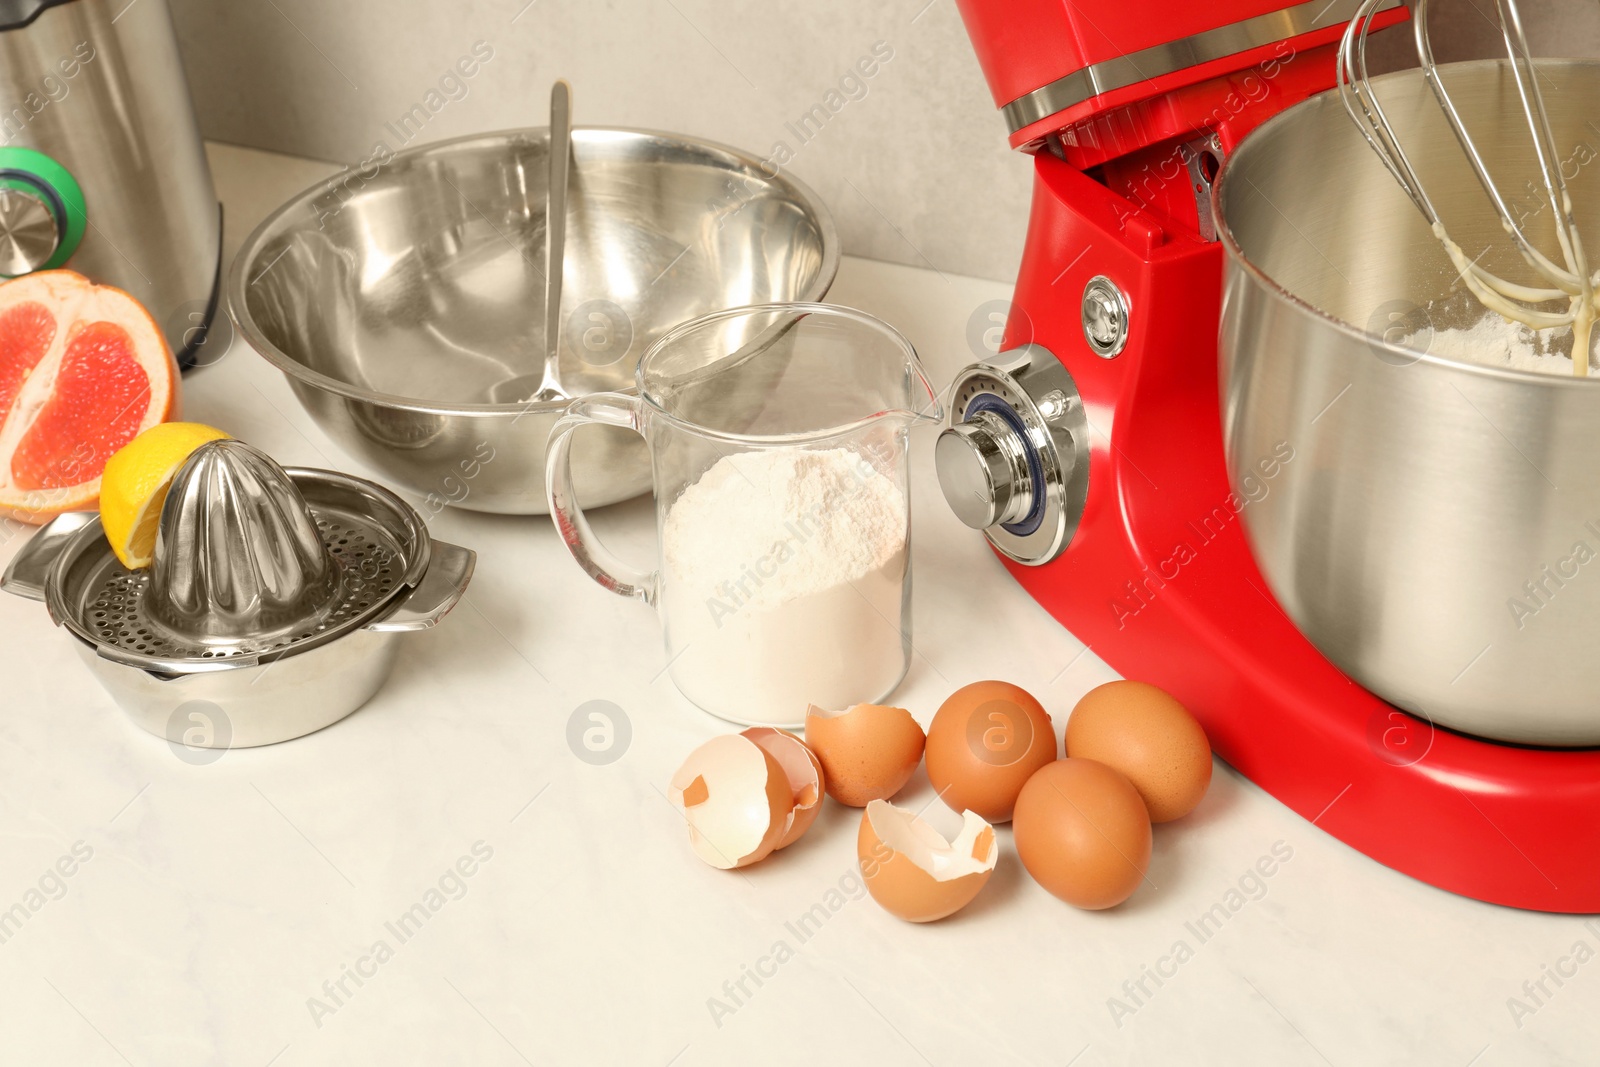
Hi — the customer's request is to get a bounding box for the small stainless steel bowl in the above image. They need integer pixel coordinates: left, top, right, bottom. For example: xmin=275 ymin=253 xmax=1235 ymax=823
xmin=227 ymin=127 xmax=840 ymax=514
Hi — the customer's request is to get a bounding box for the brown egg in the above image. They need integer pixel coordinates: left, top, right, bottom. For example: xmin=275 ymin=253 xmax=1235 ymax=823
xmin=1012 ymin=758 xmax=1151 ymax=909
xmin=1065 ymin=680 xmax=1212 ymax=822
xmin=804 ymin=703 xmax=925 ymax=807
xmin=858 ymin=801 xmax=997 ymax=922
xmin=741 ymin=727 xmax=825 ymax=848
xmin=925 ymin=680 xmax=1057 ymax=823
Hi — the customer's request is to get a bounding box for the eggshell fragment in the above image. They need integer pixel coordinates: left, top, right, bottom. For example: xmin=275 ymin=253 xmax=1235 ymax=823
xmin=741 ymin=727 xmax=825 ymax=848
xmin=1065 ymin=680 xmax=1212 ymax=822
xmin=925 ymin=680 xmax=1057 ymax=823
xmin=804 ymin=703 xmax=925 ymax=807
xmin=1013 ymin=758 xmax=1152 ymax=909
xmin=857 ymin=800 xmax=998 ymax=922
xmin=669 ymin=735 xmax=795 ymax=869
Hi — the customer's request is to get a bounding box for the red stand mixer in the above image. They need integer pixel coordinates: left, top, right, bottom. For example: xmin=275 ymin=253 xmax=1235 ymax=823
xmin=940 ymin=0 xmax=1600 ymax=912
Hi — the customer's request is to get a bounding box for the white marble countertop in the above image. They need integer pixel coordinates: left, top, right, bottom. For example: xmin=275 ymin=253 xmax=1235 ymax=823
xmin=0 ymin=142 xmax=1594 ymax=1067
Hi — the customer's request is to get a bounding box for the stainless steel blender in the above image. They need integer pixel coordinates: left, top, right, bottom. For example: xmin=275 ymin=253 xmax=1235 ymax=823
xmin=0 ymin=0 xmax=221 ymax=366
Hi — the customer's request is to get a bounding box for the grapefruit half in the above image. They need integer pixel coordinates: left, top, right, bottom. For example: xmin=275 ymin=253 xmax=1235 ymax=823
xmin=0 ymin=271 xmax=178 ymax=524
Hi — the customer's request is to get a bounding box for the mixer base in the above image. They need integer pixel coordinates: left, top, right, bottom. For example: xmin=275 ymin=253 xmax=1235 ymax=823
xmin=997 ymin=150 xmax=1600 ymax=914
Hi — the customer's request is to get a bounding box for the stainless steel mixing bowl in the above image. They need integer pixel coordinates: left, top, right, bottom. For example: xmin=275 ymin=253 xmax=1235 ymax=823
xmin=227 ymin=127 xmax=839 ymax=514
xmin=1217 ymin=59 xmax=1600 ymax=746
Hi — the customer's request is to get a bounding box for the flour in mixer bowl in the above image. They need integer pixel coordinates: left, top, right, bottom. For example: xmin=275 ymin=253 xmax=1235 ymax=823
xmin=661 ymin=446 xmax=909 ymax=726
xmin=1408 ymin=309 xmax=1589 ymax=376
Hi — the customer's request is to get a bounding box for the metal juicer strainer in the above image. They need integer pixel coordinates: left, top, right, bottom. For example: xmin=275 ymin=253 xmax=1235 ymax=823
xmin=2 ymin=440 xmax=476 ymax=747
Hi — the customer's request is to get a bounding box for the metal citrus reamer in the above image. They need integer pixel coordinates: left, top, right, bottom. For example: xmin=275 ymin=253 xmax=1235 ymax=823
xmin=0 ymin=439 xmax=476 ymax=747
xmin=1337 ymin=0 xmax=1597 ymax=375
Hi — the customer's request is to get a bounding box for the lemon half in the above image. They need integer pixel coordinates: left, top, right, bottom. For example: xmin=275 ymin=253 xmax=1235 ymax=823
xmin=100 ymin=422 xmax=231 ymax=569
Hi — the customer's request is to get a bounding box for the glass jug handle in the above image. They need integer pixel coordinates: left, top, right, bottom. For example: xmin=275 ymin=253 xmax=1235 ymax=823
xmin=545 ymin=393 xmax=658 ymax=605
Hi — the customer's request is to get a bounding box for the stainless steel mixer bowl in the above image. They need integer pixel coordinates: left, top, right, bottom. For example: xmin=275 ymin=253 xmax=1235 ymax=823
xmin=227 ymin=127 xmax=838 ymax=514
xmin=1217 ymin=59 xmax=1600 ymax=746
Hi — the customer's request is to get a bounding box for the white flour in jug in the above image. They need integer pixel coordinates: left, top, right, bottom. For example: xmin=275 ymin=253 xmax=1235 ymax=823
xmin=661 ymin=446 xmax=909 ymax=726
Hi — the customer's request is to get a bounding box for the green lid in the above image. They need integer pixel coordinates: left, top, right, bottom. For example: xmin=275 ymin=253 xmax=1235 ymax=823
xmin=0 ymin=145 xmax=85 ymax=273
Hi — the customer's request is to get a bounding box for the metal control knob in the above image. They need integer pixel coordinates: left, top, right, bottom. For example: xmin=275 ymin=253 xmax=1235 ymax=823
xmin=0 ymin=187 xmax=60 ymax=276
xmin=937 ymin=344 xmax=1090 ymax=566
xmin=936 ymin=411 xmax=1033 ymax=529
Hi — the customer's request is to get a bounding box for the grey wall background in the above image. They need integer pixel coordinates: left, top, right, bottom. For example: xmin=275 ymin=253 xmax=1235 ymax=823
xmin=165 ymin=2 xmax=1600 ymax=285
xmin=166 ymin=0 xmax=1034 ymax=283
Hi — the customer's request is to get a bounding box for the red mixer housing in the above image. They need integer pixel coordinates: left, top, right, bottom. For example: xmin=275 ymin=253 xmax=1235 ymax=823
xmin=950 ymin=0 xmax=1600 ymax=912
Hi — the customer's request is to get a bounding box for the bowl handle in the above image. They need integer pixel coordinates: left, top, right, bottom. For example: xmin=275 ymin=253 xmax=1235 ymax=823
xmin=1 ymin=510 xmax=98 ymax=603
xmin=546 ymin=392 xmax=657 ymax=605
xmin=366 ymin=539 xmax=476 ymax=632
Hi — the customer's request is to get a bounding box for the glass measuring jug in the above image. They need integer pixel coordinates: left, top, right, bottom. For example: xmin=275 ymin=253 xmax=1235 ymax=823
xmin=546 ymin=303 xmax=943 ymax=727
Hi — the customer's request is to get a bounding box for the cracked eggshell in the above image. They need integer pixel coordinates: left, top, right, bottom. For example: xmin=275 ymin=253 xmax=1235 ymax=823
xmin=669 ymin=735 xmax=795 ymax=869
xmin=857 ymin=800 xmax=998 ymax=922
xmin=740 ymin=727 xmax=825 ymax=848
xmin=804 ymin=703 xmax=926 ymax=807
